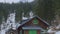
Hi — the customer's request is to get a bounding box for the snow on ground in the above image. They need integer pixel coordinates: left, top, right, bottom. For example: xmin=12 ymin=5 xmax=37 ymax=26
xmin=1 ymin=30 xmax=5 ymax=34
xmin=47 ymin=29 xmax=56 ymax=33
xmin=0 ymin=12 xmax=20 ymax=34
xmin=55 ymin=31 xmax=60 ymax=34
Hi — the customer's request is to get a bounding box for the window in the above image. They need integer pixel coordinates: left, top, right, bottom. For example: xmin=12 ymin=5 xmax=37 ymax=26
xmin=33 ymin=18 xmax=38 ymax=24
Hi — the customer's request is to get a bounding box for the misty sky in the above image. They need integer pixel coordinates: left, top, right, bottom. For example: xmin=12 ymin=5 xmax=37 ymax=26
xmin=0 ymin=0 xmax=34 ymax=3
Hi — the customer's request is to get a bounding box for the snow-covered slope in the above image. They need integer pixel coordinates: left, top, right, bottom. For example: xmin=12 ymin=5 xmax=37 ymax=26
xmin=0 ymin=12 xmax=20 ymax=34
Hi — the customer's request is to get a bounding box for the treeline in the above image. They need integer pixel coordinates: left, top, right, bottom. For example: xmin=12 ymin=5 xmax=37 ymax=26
xmin=0 ymin=2 xmax=33 ymax=24
xmin=0 ymin=0 xmax=60 ymax=25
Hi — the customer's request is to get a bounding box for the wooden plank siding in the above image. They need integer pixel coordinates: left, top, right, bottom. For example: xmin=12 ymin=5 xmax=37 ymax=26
xmin=24 ymin=18 xmax=48 ymax=29
xmin=37 ymin=30 xmax=40 ymax=34
xmin=24 ymin=30 xmax=40 ymax=34
xmin=38 ymin=18 xmax=48 ymax=29
xmin=22 ymin=30 xmax=24 ymax=34
xmin=17 ymin=17 xmax=49 ymax=34
xmin=24 ymin=30 xmax=29 ymax=34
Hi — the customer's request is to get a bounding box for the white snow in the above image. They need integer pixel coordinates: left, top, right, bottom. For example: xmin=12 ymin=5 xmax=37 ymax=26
xmin=1 ymin=30 xmax=5 ymax=34
xmin=47 ymin=29 xmax=56 ymax=33
xmin=22 ymin=12 xmax=28 ymax=20
xmin=29 ymin=11 xmax=34 ymax=18
xmin=22 ymin=17 xmax=28 ymax=20
xmin=55 ymin=31 xmax=60 ymax=34
xmin=47 ymin=25 xmax=60 ymax=34
xmin=0 ymin=12 xmax=20 ymax=34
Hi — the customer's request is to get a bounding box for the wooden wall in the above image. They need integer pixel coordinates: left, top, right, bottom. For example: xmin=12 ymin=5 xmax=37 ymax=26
xmin=24 ymin=18 xmax=48 ymax=29
xmin=24 ymin=30 xmax=40 ymax=34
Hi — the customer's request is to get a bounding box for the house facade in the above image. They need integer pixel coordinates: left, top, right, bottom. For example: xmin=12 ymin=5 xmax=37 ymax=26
xmin=17 ymin=16 xmax=49 ymax=34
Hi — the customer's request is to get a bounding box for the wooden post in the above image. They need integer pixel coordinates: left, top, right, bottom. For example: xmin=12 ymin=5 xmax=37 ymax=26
xmin=37 ymin=30 xmax=40 ymax=34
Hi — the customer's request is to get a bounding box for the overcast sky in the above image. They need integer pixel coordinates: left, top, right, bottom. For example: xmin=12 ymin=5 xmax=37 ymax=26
xmin=0 ymin=0 xmax=34 ymax=3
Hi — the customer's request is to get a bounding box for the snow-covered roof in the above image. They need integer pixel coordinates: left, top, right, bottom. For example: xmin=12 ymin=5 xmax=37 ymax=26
xmin=22 ymin=26 xmax=45 ymax=31
xmin=19 ymin=16 xmax=50 ymax=26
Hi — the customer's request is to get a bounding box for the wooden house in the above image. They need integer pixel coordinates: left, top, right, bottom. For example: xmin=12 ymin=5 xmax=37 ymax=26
xmin=17 ymin=16 xmax=49 ymax=34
